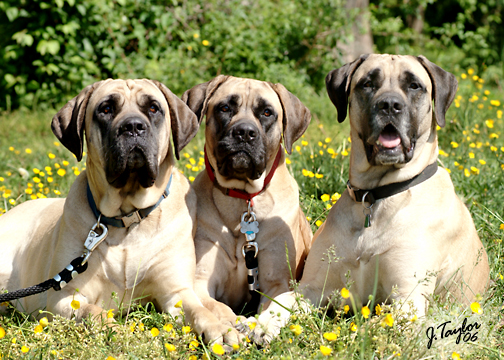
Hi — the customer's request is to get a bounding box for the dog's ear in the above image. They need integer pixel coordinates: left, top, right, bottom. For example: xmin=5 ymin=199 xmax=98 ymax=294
xmin=182 ymin=75 xmax=229 ymax=123
xmin=52 ymin=81 xmax=103 ymax=161
xmin=416 ymin=55 xmax=458 ymax=128
xmin=152 ymin=80 xmax=199 ymax=160
xmin=325 ymin=54 xmax=369 ymax=123
xmin=269 ymin=83 xmax=311 ymax=155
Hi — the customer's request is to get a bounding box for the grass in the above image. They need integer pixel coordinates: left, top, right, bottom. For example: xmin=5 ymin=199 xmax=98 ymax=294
xmin=0 ymin=68 xmax=503 ymax=359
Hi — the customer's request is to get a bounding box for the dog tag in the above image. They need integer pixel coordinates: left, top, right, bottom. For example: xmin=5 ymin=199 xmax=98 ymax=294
xmin=240 ymin=211 xmax=259 ymax=241
xmin=364 ymin=213 xmax=371 ymax=228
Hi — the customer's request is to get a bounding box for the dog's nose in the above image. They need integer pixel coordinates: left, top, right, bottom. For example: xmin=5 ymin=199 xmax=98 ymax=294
xmin=377 ymin=96 xmax=404 ymax=115
xmin=232 ymin=123 xmax=257 ymax=143
xmin=119 ymin=118 xmax=147 ymax=137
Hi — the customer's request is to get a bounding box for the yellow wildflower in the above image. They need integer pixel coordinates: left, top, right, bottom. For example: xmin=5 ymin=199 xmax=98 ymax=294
xmin=193 ymin=33 xmax=199 ymax=39
xmin=315 ymin=220 xmax=323 ymax=227
xmin=490 ymin=100 xmax=501 ymax=107
xmin=25 ymin=148 xmax=32 ymax=154
xmin=39 ymin=317 xmax=49 ymax=327
xmin=321 ymin=194 xmax=330 ymax=202
xmin=382 ymin=313 xmax=394 ymax=327
xmin=344 ymin=305 xmax=349 ymax=314
xmin=202 ymin=40 xmax=210 ymax=46
xmin=469 ymin=152 xmax=475 ymax=159
xmin=323 ymin=332 xmax=338 ymax=341
xmin=464 ymin=168 xmax=470 ymax=177
xmin=57 ymin=169 xmax=66 ymax=177
xmin=341 ymin=287 xmax=350 ymax=299
xmin=165 ymin=343 xmax=176 ymax=352
xmin=315 ymin=173 xmax=323 ymax=179
xmin=189 ymin=340 xmax=200 ymax=349
xmin=70 ymin=299 xmax=80 ymax=310
xmin=21 ymin=346 xmax=30 ymax=353
xmin=470 ymin=302 xmax=482 ymax=314
xmin=163 ymin=323 xmax=173 ymax=332
xmin=451 ymin=141 xmax=459 ymax=148
xmin=470 ymin=167 xmax=479 ymax=175
xmin=62 ymin=160 xmax=69 ymax=166
xmin=289 ymin=324 xmax=303 ymax=336
xmin=350 ymin=322 xmax=357 ymax=331
xmin=320 ymin=345 xmax=333 ymax=356
xmin=461 ymin=73 xmax=467 ymax=79
xmin=212 ymin=343 xmax=225 ymax=355
xmin=175 ymin=299 xmax=183 ymax=308
xmin=34 ymin=324 xmax=43 ymax=334
xmin=341 ymin=149 xmax=349 ymax=156
xmin=232 ymin=343 xmax=240 ymax=351
xmin=182 ymin=325 xmax=191 ymax=334
xmin=479 ymin=159 xmax=486 ymax=165
xmin=151 ymin=327 xmax=160 ymax=337
xmin=452 ymin=351 xmax=461 ymax=360
xmin=361 ymin=305 xmax=370 ymax=319
xmin=375 ymin=304 xmax=382 ymax=315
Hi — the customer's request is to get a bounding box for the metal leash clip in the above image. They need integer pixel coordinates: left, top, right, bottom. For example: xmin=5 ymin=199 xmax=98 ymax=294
xmin=82 ymin=215 xmax=108 ymax=265
xmin=240 ymin=203 xmax=259 ymax=258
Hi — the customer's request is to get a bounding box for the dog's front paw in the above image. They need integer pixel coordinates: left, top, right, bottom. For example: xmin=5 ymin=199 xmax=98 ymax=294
xmin=202 ymin=323 xmax=245 ymax=352
xmin=236 ymin=315 xmax=280 ymax=346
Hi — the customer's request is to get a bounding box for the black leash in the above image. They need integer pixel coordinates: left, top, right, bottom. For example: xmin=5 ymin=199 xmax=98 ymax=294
xmin=0 ymin=256 xmax=88 ymax=303
xmin=242 ymin=249 xmax=261 ymax=316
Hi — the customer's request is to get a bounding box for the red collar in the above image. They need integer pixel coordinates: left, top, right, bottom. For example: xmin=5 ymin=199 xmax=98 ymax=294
xmin=205 ymin=147 xmax=282 ymax=205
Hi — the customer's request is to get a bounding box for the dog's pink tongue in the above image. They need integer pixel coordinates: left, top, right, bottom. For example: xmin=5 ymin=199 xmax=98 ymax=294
xmin=378 ymin=133 xmax=401 ymax=148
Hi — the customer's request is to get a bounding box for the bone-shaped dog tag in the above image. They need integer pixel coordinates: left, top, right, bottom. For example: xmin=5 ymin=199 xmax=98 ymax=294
xmin=240 ymin=211 xmax=259 ymax=241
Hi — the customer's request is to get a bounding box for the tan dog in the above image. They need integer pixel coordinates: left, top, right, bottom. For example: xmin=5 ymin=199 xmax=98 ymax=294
xmin=247 ymin=54 xmax=490 ymax=342
xmin=182 ymin=75 xmax=313 ymax=327
xmin=0 ymin=79 xmax=240 ymax=344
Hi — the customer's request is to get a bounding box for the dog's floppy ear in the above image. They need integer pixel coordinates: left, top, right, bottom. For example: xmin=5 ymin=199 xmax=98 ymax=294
xmin=152 ymin=80 xmax=199 ymax=160
xmin=182 ymin=75 xmax=229 ymax=123
xmin=416 ymin=55 xmax=458 ymax=128
xmin=269 ymin=83 xmax=311 ymax=155
xmin=325 ymin=54 xmax=369 ymax=123
xmin=51 ymin=81 xmax=103 ymax=161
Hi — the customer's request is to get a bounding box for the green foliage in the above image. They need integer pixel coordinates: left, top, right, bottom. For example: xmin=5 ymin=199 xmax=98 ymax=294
xmin=0 ymin=0 xmax=352 ymax=111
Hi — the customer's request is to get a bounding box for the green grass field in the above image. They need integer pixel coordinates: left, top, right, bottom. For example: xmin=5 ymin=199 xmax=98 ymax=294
xmin=0 ymin=69 xmax=503 ymax=359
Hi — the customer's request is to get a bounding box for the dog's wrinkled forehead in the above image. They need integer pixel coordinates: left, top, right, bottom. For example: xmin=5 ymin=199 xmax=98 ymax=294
xmin=87 ymin=79 xmax=168 ymax=116
xmin=209 ymin=77 xmax=282 ymax=116
xmin=351 ymin=54 xmax=433 ymax=96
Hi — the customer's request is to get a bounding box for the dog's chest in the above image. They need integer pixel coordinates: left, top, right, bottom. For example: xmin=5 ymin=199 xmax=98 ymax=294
xmin=96 ymin=230 xmax=155 ymax=290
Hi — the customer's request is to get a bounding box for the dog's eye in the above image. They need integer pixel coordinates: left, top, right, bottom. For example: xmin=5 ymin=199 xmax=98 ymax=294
xmin=149 ymin=104 xmax=159 ymax=113
xmin=100 ymin=105 xmax=113 ymax=115
xmin=263 ymin=109 xmax=272 ymax=117
xmin=363 ymin=81 xmax=373 ymax=88
xmin=409 ymin=82 xmax=420 ymax=90
xmin=220 ymin=105 xmax=230 ymax=112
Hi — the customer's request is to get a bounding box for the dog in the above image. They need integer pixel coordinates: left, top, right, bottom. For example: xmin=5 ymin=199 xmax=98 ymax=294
xmin=0 ymin=79 xmax=241 ymax=345
xmin=181 ymin=75 xmax=313 ymax=327
xmin=245 ymin=54 xmax=490 ymax=342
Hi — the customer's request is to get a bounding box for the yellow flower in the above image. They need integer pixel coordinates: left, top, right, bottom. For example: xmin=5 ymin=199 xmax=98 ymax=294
xmin=8 ymin=199 xmax=15 ymax=205
xmin=62 ymin=160 xmax=69 ymax=166
xmin=468 ymin=152 xmax=475 ymax=159
xmin=39 ymin=317 xmax=49 ymax=327
xmin=315 ymin=173 xmax=323 ymax=179
xmin=9 ymin=146 xmax=14 ymax=151
xmin=289 ymin=324 xmax=303 ymax=336
xmin=361 ymin=306 xmax=370 ymax=319
xmin=464 ymin=168 xmax=470 ymax=177
xmin=202 ymin=40 xmax=210 ymax=46
xmin=25 ymin=148 xmax=32 ymax=154
xmin=163 ymin=323 xmax=173 ymax=332
xmin=212 ymin=343 xmax=225 ymax=355
xmin=344 ymin=305 xmax=350 ymax=314
xmin=452 ymin=351 xmax=461 ymax=360
xmin=106 ymin=357 xmax=116 ymax=360
xmin=331 ymin=193 xmax=341 ymax=203
xmin=324 ymin=137 xmax=332 ymax=143
xmin=182 ymin=325 xmax=191 ymax=334
xmin=485 ymin=119 xmax=494 ymax=128
xmin=74 ymin=169 xmax=80 ymax=176
xmin=57 ymin=169 xmax=66 ymax=177
xmin=439 ymin=149 xmax=449 ymax=157
xmin=33 ymin=177 xmax=41 ymax=183
xmin=490 ymin=100 xmax=501 ymax=106
xmin=341 ymin=149 xmax=349 ymax=156
xmin=248 ymin=322 xmax=256 ymax=330
xmin=232 ymin=343 xmax=240 ymax=351
xmin=151 ymin=327 xmax=160 ymax=337
xmin=323 ymin=332 xmax=338 ymax=341
xmin=350 ymin=322 xmax=357 ymax=331
xmin=498 ymin=110 xmax=503 ymax=119
xmin=189 ymin=340 xmax=200 ymax=349
xmin=286 ymin=157 xmax=291 ymax=165
xmin=175 ymin=299 xmax=183 ymax=308
xmin=491 ymin=146 xmax=498 ymax=152
xmin=301 ymin=140 xmax=308 ymax=146
xmin=321 ymin=194 xmax=330 ymax=202
xmin=470 ymin=302 xmax=482 ymax=314
xmin=375 ymin=304 xmax=382 ymax=315
xmin=48 ymin=153 xmax=56 ymax=159
xmin=450 ymin=141 xmax=459 ymax=148
xmin=193 ymin=33 xmax=199 ymax=39
xmin=382 ymin=313 xmax=394 ymax=327
xmin=467 ymin=68 xmax=474 ymax=75
xmin=470 ymin=167 xmax=479 ymax=175
xmin=21 ymin=346 xmax=30 ymax=353
xmin=461 ymin=73 xmax=467 ymax=79
xmin=70 ymin=299 xmax=80 ymax=310
xmin=500 ymin=224 xmax=504 ymax=230
xmin=295 ymin=145 xmax=301 ymax=152
xmin=341 ymin=287 xmax=350 ymax=299
xmin=411 ymin=314 xmax=418 ymax=322
xmin=479 ymin=159 xmax=486 ymax=165
xmin=315 ymin=220 xmax=323 ymax=227
xmin=189 ymin=176 xmax=195 ymax=182
xmin=320 ymin=345 xmax=332 ymax=356
xmin=165 ymin=343 xmax=176 ymax=352
xmin=106 ymin=309 xmax=114 ymax=319
xmin=34 ymin=324 xmax=43 ymax=333
xmin=490 ymin=133 xmax=499 ymax=139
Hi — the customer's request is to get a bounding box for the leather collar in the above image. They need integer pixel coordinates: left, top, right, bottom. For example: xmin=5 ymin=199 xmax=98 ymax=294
xmin=205 ymin=147 xmax=282 ymax=205
xmin=347 ymin=162 xmax=438 ymax=205
xmin=86 ymin=174 xmax=173 ymax=228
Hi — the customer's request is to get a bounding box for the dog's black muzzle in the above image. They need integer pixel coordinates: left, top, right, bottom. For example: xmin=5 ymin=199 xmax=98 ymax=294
xmin=106 ymin=116 xmax=159 ymax=188
xmin=215 ymin=120 xmax=267 ymax=181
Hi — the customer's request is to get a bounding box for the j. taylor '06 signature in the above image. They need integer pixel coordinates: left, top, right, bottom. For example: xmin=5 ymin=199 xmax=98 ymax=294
xmin=426 ymin=318 xmax=481 ymax=349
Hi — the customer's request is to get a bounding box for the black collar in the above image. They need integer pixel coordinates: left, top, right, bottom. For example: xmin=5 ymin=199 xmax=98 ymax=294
xmin=86 ymin=174 xmax=173 ymax=228
xmin=347 ymin=162 xmax=438 ymax=205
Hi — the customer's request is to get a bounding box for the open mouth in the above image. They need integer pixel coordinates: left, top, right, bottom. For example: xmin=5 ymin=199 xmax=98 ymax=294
xmin=367 ymin=124 xmax=415 ymax=164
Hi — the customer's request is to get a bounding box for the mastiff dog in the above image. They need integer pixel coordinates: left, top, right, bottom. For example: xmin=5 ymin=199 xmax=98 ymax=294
xmin=0 ymin=79 xmax=240 ymax=345
xmin=182 ymin=75 xmax=313 ymax=327
xmin=245 ymin=54 xmax=489 ymax=342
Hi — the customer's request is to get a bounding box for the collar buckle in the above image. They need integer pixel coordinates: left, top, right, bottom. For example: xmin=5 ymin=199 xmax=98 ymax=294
xmin=121 ymin=210 xmax=142 ymax=228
